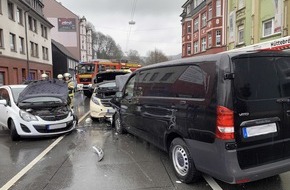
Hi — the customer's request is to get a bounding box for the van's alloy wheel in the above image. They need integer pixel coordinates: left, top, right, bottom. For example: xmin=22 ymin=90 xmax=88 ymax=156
xmin=170 ymin=138 xmax=200 ymax=183
xmin=114 ymin=112 xmax=125 ymax=134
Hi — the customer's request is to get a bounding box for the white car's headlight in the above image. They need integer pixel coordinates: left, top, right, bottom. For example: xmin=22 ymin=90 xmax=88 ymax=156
xmin=91 ymin=96 xmax=100 ymax=105
xmin=19 ymin=110 xmax=38 ymax=122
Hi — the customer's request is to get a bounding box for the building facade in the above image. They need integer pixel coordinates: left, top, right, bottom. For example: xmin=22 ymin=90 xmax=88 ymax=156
xmin=0 ymin=0 xmax=53 ymax=85
xmin=80 ymin=16 xmax=92 ymax=62
xmin=181 ymin=0 xmax=227 ymax=58
xmin=227 ymin=0 xmax=290 ymax=50
xmin=43 ymin=0 xmax=93 ymax=64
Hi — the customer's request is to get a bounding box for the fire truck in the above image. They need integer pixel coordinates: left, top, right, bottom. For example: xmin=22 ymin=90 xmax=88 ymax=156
xmin=76 ymin=59 xmax=142 ymax=97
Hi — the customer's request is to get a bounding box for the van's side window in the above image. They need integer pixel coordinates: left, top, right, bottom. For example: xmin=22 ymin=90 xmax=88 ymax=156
xmin=138 ymin=65 xmax=206 ymax=98
xmin=124 ymin=76 xmax=136 ymax=99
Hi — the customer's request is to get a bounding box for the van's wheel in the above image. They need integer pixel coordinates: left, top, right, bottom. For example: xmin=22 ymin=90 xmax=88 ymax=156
xmin=169 ymin=138 xmax=200 ymax=183
xmin=10 ymin=120 xmax=20 ymax=141
xmin=114 ymin=112 xmax=125 ymax=134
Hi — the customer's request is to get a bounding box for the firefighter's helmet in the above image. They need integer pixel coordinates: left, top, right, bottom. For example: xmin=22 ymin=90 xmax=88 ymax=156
xmin=57 ymin=74 xmax=63 ymax=80
xmin=41 ymin=73 xmax=48 ymax=80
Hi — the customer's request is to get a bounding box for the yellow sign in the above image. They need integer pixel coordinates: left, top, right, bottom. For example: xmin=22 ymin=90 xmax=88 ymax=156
xmin=79 ymin=74 xmax=92 ymax=78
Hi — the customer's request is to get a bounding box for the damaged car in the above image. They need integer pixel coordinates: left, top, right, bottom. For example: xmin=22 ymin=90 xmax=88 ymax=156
xmin=0 ymin=79 xmax=77 ymax=141
xmin=90 ymin=80 xmax=119 ymax=120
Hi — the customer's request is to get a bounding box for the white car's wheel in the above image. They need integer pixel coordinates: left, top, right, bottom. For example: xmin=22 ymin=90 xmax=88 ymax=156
xmin=10 ymin=120 xmax=20 ymax=141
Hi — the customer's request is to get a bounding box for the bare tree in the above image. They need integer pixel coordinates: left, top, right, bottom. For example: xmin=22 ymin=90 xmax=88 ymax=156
xmin=91 ymin=31 xmax=123 ymax=59
xmin=126 ymin=49 xmax=144 ymax=64
xmin=145 ymin=49 xmax=169 ymax=65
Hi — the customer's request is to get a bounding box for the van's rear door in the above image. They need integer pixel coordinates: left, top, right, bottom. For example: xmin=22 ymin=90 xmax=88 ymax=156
xmin=232 ymin=53 xmax=290 ymax=169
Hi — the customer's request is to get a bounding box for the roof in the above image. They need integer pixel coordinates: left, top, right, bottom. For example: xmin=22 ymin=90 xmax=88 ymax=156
xmin=52 ymin=39 xmax=78 ymax=61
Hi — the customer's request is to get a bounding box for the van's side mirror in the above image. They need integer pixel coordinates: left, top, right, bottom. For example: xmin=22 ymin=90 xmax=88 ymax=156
xmin=0 ymin=99 xmax=7 ymax=106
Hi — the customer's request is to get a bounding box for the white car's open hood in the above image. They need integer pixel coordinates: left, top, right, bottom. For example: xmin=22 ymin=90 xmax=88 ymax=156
xmin=18 ymin=79 xmax=68 ymax=104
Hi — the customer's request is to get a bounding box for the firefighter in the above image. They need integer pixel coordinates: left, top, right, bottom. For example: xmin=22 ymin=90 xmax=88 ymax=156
xmin=57 ymin=74 xmax=64 ymax=80
xmin=41 ymin=73 xmax=49 ymax=80
xmin=63 ymin=73 xmax=74 ymax=108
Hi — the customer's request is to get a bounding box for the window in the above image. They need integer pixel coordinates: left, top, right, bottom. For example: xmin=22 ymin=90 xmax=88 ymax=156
xmin=0 ymin=29 xmax=3 ymax=48
xmin=201 ymin=12 xmax=207 ymax=27
xmin=28 ymin=16 xmax=33 ymax=30
xmin=28 ymin=16 xmax=37 ymax=32
xmin=186 ymin=4 xmax=191 ymax=14
xmin=187 ymin=22 xmax=191 ymax=33
xmin=8 ymin=1 xmax=14 ymax=20
xmin=208 ymin=3 xmax=212 ymax=20
xmin=42 ymin=46 xmax=48 ymax=60
xmin=41 ymin=25 xmax=47 ymax=38
xmin=124 ymin=76 xmax=136 ymax=98
xmin=30 ymin=41 xmax=38 ymax=57
xmin=216 ymin=0 xmax=221 ymax=17
xmin=16 ymin=7 xmax=23 ymax=24
xmin=216 ymin=30 xmax=221 ymax=46
xmin=194 ymin=17 xmax=199 ymax=31
xmin=150 ymin=73 xmax=159 ymax=81
xmin=33 ymin=19 xmax=37 ymax=33
xmin=187 ymin=43 xmax=191 ymax=55
xmin=238 ymin=0 xmax=245 ymax=9
xmin=263 ymin=19 xmax=274 ymax=37
xmin=0 ymin=72 xmax=4 ymax=86
xmin=194 ymin=41 xmax=199 ymax=54
xmin=238 ymin=26 xmax=244 ymax=44
xmin=194 ymin=0 xmax=204 ymax=9
xmin=19 ymin=37 xmax=24 ymax=53
xmin=10 ymin=33 xmax=16 ymax=51
xmin=201 ymin=37 xmax=206 ymax=51
xmin=0 ymin=0 xmax=3 ymax=14
xmin=160 ymin=73 xmax=173 ymax=81
xmin=208 ymin=33 xmax=212 ymax=48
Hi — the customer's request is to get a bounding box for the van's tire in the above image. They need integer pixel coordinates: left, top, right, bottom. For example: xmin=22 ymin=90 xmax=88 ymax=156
xmin=169 ymin=138 xmax=200 ymax=183
xmin=10 ymin=120 xmax=20 ymax=141
xmin=114 ymin=112 xmax=125 ymax=134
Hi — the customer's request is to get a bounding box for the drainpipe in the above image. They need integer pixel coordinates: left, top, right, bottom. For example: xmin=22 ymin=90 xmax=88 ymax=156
xmin=24 ymin=9 xmax=31 ymax=80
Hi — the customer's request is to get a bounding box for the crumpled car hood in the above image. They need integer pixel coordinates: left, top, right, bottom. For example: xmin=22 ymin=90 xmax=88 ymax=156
xmin=18 ymin=79 xmax=68 ymax=104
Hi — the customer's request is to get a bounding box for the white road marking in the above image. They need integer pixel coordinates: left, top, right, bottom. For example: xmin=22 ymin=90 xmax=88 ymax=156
xmin=78 ymin=111 xmax=90 ymax=126
xmin=203 ymin=174 xmax=223 ymax=190
xmin=0 ymin=111 xmax=89 ymax=190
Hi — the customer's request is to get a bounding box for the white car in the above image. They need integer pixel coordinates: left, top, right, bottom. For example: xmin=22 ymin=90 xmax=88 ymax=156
xmin=90 ymin=81 xmax=117 ymax=120
xmin=0 ymin=80 xmax=77 ymax=141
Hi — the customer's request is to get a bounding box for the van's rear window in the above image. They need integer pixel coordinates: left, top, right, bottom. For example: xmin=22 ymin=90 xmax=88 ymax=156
xmin=233 ymin=56 xmax=290 ymax=100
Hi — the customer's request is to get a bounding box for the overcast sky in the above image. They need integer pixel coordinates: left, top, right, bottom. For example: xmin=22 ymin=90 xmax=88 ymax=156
xmin=57 ymin=0 xmax=185 ymax=57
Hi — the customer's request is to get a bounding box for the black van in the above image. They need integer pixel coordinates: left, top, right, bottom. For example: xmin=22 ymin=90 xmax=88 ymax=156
xmin=113 ymin=50 xmax=290 ymax=184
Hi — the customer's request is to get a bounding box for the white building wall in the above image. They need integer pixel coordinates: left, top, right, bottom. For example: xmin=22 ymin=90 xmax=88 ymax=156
xmin=0 ymin=0 xmax=52 ymax=65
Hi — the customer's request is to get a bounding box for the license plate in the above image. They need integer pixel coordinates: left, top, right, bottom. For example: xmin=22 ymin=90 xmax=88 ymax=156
xmin=48 ymin=123 xmax=66 ymax=130
xmin=242 ymin=123 xmax=277 ymax=138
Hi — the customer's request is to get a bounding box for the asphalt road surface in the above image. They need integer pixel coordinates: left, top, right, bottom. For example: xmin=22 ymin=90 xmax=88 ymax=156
xmin=1 ymin=92 xmax=290 ymax=190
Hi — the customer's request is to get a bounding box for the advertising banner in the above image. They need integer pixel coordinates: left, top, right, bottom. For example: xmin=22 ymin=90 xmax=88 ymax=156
xmin=58 ymin=18 xmax=76 ymax=32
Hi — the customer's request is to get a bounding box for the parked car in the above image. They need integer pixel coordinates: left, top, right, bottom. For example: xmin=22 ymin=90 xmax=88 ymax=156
xmin=0 ymin=79 xmax=77 ymax=141
xmin=90 ymin=80 xmax=119 ymax=120
xmin=112 ymin=50 xmax=290 ymax=184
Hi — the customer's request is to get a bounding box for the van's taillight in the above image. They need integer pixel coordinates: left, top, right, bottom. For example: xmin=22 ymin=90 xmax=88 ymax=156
xmin=216 ymin=106 xmax=234 ymax=140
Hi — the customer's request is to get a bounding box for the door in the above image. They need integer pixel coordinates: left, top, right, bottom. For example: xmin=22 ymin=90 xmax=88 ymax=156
xmin=233 ymin=54 xmax=290 ymax=169
xmin=119 ymin=75 xmax=138 ymax=132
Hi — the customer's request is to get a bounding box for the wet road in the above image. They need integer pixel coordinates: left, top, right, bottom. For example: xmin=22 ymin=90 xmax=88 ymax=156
xmin=1 ymin=92 xmax=290 ymax=190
